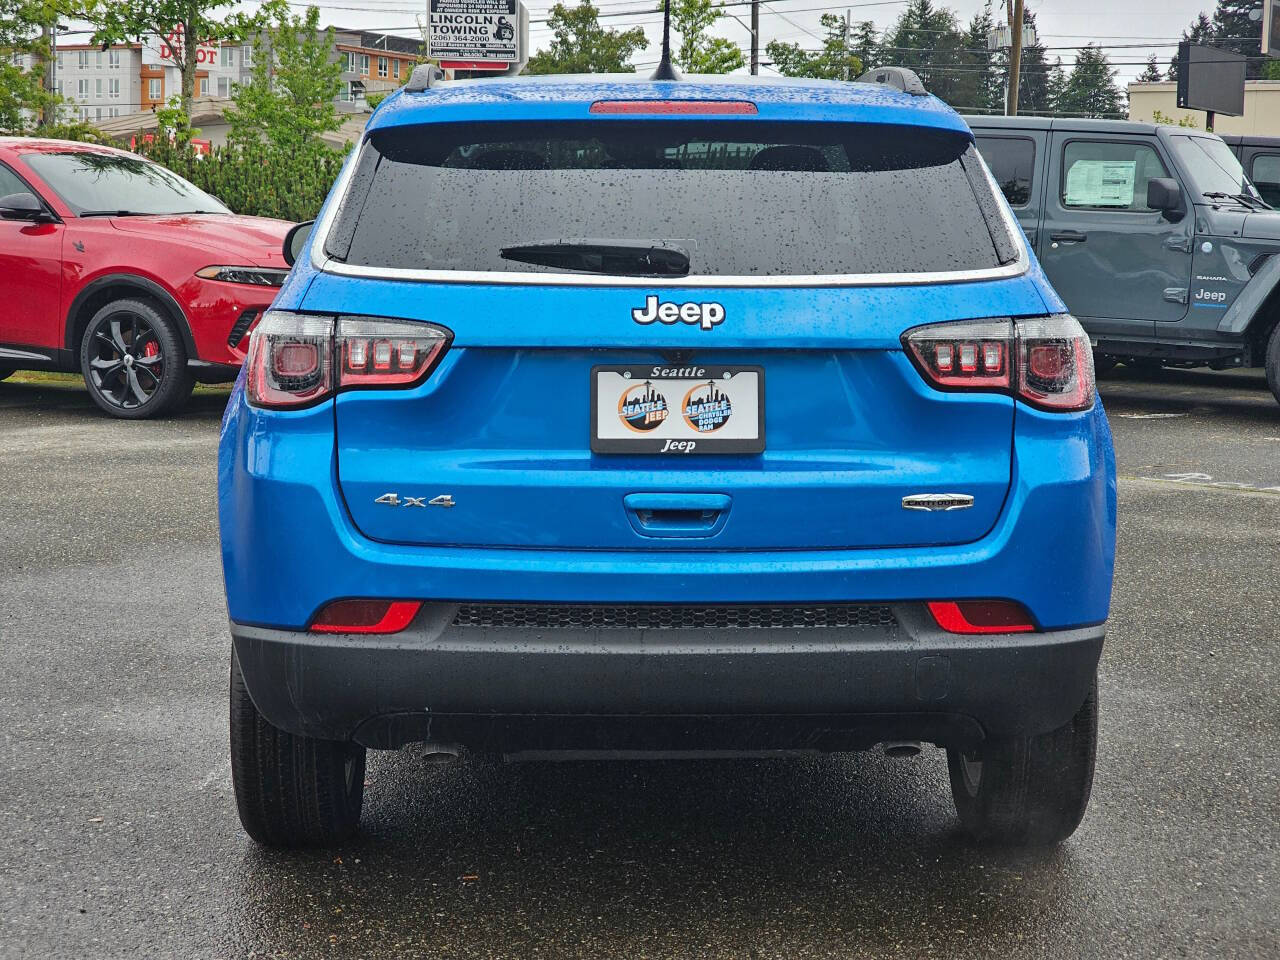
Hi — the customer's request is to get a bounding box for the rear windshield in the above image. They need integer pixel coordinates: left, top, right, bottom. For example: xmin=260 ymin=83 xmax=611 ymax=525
xmin=325 ymin=120 xmax=1017 ymax=278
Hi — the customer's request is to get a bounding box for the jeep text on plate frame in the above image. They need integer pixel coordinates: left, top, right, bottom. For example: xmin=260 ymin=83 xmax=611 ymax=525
xmin=591 ymin=365 xmax=764 ymax=454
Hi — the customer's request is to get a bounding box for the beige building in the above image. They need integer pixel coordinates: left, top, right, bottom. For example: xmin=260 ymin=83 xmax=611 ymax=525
xmin=1128 ymin=80 xmax=1280 ymax=136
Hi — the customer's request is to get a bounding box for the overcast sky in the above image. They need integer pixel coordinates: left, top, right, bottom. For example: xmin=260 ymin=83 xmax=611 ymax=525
xmin=61 ymin=0 xmax=1236 ymax=88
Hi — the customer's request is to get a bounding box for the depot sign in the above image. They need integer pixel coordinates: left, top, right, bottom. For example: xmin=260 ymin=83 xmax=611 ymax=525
xmin=428 ymin=0 xmax=528 ymax=72
xmin=141 ymin=26 xmax=218 ymax=67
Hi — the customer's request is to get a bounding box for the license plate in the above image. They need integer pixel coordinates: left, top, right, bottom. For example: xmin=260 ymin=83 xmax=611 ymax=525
xmin=591 ymin=364 xmax=764 ymax=455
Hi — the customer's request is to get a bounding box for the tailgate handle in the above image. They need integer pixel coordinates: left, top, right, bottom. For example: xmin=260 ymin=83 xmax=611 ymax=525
xmin=623 ymin=493 xmax=731 ymax=538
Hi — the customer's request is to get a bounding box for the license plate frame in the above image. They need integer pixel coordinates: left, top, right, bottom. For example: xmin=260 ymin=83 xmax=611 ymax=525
xmin=590 ymin=364 xmax=765 ymax=455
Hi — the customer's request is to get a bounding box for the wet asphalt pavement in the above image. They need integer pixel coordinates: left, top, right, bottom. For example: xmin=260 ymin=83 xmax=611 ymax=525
xmin=0 ymin=368 xmax=1277 ymax=959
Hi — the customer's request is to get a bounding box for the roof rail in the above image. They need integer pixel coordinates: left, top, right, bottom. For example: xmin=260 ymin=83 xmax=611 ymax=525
xmin=856 ymin=66 xmax=928 ymax=97
xmin=405 ymin=63 xmax=448 ymax=93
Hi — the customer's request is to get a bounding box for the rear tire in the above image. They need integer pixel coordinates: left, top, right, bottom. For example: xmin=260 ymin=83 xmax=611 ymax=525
xmin=947 ymin=676 xmax=1097 ymax=846
xmin=79 ymin=298 xmax=194 ymax=419
xmin=1265 ymin=322 xmax=1280 ymax=406
xmin=230 ymin=649 xmax=366 ymax=847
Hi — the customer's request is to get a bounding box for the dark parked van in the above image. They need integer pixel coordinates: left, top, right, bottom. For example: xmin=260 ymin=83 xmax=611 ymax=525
xmin=966 ymin=116 xmax=1280 ymax=404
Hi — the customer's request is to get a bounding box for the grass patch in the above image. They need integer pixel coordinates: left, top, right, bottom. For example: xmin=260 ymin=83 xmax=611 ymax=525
xmin=8 ymin=370 xmax=233 ymax=395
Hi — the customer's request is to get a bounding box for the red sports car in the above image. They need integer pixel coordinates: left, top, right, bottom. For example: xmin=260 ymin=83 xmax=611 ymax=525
xmin=0 ymin=137 xmax=292 ymax=418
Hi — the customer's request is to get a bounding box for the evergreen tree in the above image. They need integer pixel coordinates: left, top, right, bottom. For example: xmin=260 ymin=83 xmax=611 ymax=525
xmin=1136 ymin=54 xmax=1163 ymax=83
xmin=1167 ymin=12 xmax=1214 ymax=80
xmin=883 ymin=0 xmax=966 ymax=105
xmin=1056 ymin=44 xmax=1122 ymax=118
xmin=526 ymin=0 xmax=648 ymax=74
xmin=766 ymin=12 xmax=860 ymax=80
xmin=958 ymin=3 xmax=1001 ymax=115
xmin=1212 ymin=0 xmax=1265 ymax=78
xmin=663 ymin=0 xmax=743 ymax=74
xmin=1013 ymin=9 xmax=1055 ymax=115
xmin=849 ymin=20 xmax=880 ymax=73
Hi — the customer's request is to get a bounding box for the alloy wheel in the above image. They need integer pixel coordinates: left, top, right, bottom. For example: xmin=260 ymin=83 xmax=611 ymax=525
xmin=87 ymin=311 xmax=165 ymax=410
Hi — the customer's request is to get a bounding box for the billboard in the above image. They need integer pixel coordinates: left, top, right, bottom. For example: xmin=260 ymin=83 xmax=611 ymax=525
xmin=141 ymin=26 xmax=218 ymax=67
xmin=1264 ymin=1 xmax=1280 ymax=57
xmin=1176 ymin=42 xmax=1246 ymax=116
xmin=428 ymin=0 xmax=525 ymax=71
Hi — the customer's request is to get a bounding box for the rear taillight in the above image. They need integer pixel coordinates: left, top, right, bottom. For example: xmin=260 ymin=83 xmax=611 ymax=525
xmin=245 ymin=311 xmax=451 ymax=409
xmin=903 ymin=315 xmax=1094 ymax=412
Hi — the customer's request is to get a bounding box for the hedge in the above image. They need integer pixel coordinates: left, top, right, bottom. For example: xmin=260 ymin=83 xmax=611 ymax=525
xmin=138 ymin=138 xmax=346 ymax=223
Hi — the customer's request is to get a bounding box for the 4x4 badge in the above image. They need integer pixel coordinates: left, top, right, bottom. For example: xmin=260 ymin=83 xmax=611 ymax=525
xmin=374 ymin=492 xmax=455 ymax=508
xmin=632 ymin=295 xmax=725 ymax=331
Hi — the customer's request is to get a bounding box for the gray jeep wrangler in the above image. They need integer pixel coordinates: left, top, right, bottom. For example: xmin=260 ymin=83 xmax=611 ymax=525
xmin=966 ymin=116 xmax=1280 ymax=405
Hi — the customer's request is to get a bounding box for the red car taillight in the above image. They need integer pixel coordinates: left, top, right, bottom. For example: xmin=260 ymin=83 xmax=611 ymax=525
xmin=310 ymin=599 xmax=422 ymax=634
xmin=927 ymin=600 xmax=1036 ymax=634
xmin=903 ymin=315 xmax=1094 ymax=412
xmin=246 ymin=311 xmax=451 ymax=409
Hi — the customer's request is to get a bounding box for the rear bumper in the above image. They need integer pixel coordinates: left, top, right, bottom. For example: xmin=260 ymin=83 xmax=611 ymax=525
xmin=231 ymin=604 xmax=1103 ymax=751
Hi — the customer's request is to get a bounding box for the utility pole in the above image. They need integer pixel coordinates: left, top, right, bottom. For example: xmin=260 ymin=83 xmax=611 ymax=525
xmin=843 ymin=8 xmax=851 ymax=80
xmin=1006 ymin=0 xmax=1024 ymax=116
xmin=750 ymin=0 xmax=759 ymax=76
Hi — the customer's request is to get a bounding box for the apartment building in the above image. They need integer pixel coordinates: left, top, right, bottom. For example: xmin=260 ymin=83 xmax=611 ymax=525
xmin=48 ymin=26 xmax=421 ymax=125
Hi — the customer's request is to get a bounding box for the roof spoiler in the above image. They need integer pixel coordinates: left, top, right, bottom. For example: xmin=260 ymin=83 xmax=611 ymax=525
xmin=856 ymin=66 xmax=928 ymax=97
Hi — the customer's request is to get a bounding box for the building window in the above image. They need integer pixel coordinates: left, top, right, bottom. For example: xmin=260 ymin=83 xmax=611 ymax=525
xmin=377 ymin=56 xmax=388 ymax=78
xmin=360 ymin=54 xmax=369 ymax=74
xmin=77 ymin=51 xmax=89 ymax=69
xmin=56 ymin=80 xmax=62 ymax=96
xmin=392 ymin=59 xmax=400 ymax=78
xmin=342 ymin=81 xmax=354 ymax=102
xmin=56 ymin=52 xmax=63 ymax=70
xmin=110 ymin=107 xmax=120 ymax=118
xmin=95 ymin=78 xmax=102 ymax=97
xmin=242 ymin=44 xmax=253 ymax=66
xmin=108 ymin=50 xmax=120 ymax=68
xmin=108 ymin=78 xmax=120 ymax=99
xmin=77 ymin=78 xmax=89 ymax=98
xmin=95 ymin=107 xmax=103 ymax=120
xmin=148 ymin=77 xmax=161 ymax=101
xmin=95 ymin=50 xmax=102 ymax=68
xmin=220 ymin=46 xmax=234 ymax=67
xmin=217 ymin=76 xmax=230 ymax=98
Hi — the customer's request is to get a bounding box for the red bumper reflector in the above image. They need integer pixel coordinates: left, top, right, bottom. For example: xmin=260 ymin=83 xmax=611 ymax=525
xmin=927 ymin=601 xmax=1036 ymax=635
xmin=589 ymin=99 xmax=758 ymax=115
xmin=310 ymin=600 xmax=422 ymax=634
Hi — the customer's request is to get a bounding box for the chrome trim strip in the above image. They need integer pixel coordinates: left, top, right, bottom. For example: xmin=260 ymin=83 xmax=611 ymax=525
xmin=311 ymin=137 xmax=1029 ymax=290
xmin=0 ymin=345 xmax=53 ymax=362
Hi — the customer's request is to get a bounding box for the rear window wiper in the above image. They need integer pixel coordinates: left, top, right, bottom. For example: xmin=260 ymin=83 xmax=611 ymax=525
xmin=500 ymin=239 xmax=690 ymax=277
xmin=1202 ymin=191 xmax=1270 ymax=210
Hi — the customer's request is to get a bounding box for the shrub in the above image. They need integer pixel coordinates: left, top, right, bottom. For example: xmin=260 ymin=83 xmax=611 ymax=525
xmin=137 ymin=137 xmax=345 ymax=222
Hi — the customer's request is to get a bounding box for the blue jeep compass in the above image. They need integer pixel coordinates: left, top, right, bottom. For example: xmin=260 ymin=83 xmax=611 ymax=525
xmin=220 ymin=69 xmax=1116 ymax=849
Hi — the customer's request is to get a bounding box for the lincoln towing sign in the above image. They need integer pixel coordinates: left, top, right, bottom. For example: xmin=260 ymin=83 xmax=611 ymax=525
xmin=428 ymin=0 xmax=529 ymax=73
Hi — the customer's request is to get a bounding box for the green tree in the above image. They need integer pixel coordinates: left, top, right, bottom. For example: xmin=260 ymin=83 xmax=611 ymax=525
xmin=525 ymin=0 xmax=648 ymax=74
xmin=1136 ymin=54 xmax=1163 ymax=84
xmin=0 ymin=0 xmax=60 ymax=132
xmin=1013 ymin=10 xmax=1056 ymax=114
xmin=1056 ymin=44 xmax=1122 ymax=118
xmin=883 ymin=0 xmax=966 ymax=105
xmin=957 ymin=3 xmax=1001 ymax=115
xmin=227 ymin=5 xmax=342 ymax=150
xmin=82 ymin=0 xmax=272 ymax=130
xmin=766 ymin=13 xmax=861 ymax=80
xmin=662 ymin=0 xmax=741 ymax=74
xmin=849 ymin=20 xmax=879 ymax=73
xmin=1167 ymin=12 xmax=1213 ymax=81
